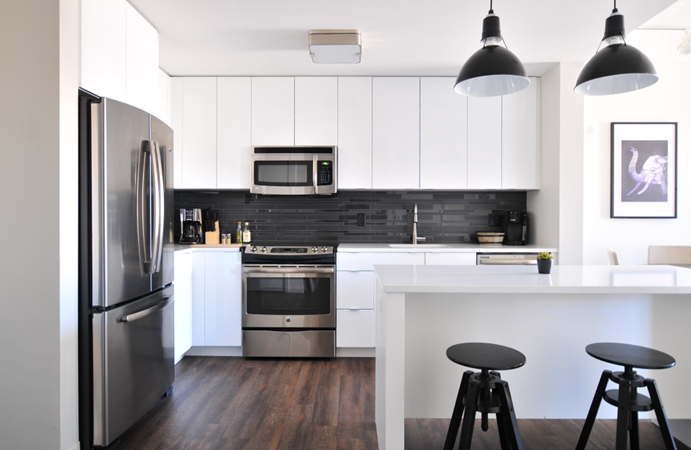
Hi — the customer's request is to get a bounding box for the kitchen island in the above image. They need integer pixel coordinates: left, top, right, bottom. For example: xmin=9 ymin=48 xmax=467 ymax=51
xmin=374 ymin=264 xmax=691 ymax=450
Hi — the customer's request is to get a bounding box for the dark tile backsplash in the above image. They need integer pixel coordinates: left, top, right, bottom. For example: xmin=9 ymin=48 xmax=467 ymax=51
xmin=174 ymin=190 xmax=527 ymax=246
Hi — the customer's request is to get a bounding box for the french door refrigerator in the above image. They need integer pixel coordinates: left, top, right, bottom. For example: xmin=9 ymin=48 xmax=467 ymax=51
xmin=78 ymin=89 xmax=175 ymax=449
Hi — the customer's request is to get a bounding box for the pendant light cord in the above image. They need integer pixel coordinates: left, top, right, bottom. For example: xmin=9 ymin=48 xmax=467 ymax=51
xmin=488 ymin=0 xmax=493 ymax=14
xmin=613 ymin=0 xmax=618 ymax=13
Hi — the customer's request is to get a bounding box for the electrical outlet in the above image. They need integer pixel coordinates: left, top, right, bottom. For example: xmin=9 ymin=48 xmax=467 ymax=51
xmin=357 ymin=213 xmax=366 ymax=227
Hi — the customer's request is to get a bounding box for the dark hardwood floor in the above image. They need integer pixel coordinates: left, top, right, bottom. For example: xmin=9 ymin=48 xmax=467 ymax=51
xmin=116 ymin=357 xmax=673 ymax=450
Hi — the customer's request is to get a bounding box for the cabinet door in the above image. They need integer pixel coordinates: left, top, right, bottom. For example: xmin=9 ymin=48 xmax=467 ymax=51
xmin=252 ymin=77 xmax=294 ymax=146
xmin=204 ymin=252 xmax=242 ymax=347
xmin=157 ymin=70 xmax=171 ymax=126
xmin=217 ymin=77 xmax=252 ymax=189
xmin=373 ymin=253 xmax=425 ymax=266
xmin=191 ymin=252 xmax=205 ymax=346
xmin=337 ymin=271 xmax=374 ymax=309
xmin=182 ymin=77 xmax=217 ymax=188
xmin=468 ymin=96 xmax=502 ymax=189
xmin=337 ymin=310 xmax=374 ymax=348
xmin=170 ymin=77 xmax=183 ymax=188
xmin=502 ymin=78 xmax=539 ymax=189
xmin=173 ymin=251 xmax=193 ymax=362
xmin=295 ymin=77 xmax=337 ymax=145
xmin=420 ymin=78 xmax=468 ymax=189
xmin=372 ymin=78 xmax=420 ymax=189
xmin=338 ymin=77 xmax=372 ymax=189
xmin=425 ymin=252 xmax=476 ymax=266
xmin=337 ymin=252 xmax=374 ymax=271
xmin=81 ymin=0 xmax=127 ymax=102
xmin=125 ymin=3 xmax=159 ymax=115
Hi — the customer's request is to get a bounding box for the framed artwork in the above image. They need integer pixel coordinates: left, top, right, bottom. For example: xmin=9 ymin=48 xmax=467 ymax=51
xmin=611 ymin=122 xmax=677 ymax=218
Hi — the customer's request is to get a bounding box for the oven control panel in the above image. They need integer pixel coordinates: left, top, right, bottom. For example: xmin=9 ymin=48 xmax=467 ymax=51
xmin=245 ymin=245 xmax=334 ymax=254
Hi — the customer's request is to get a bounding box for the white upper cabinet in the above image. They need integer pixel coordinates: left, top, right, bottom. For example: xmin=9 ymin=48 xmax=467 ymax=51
xmin=182 ymin=77 xmax=217 ymax=189
xmin=157 ymin=69 xmax=171 ymax=126
xmin=252 ymin=77 xmax=294 ymax=146
xmin=372 ymin=77 xmax=420 ymax=189
xmin=217 ymin=77 xmax=252 ymax=189
xmin=338 ymin=77 xmax=373 ymax=189
xmin=170 ymin=78 xmax=183 ymax=189
xmin=420 ymin=78 xmax=468 ymax=189
xmin=81 ymin=0 xmax=127 ymax=102
xmin=467 ymin=96 xmax=502 ymax=189
xmin=502 ymin=77 xmax=540 ymax=189
xmin=295 ymin=77 xmax=337 ymax=145
xmin=125 ymin=2 xmax=159 ymax=116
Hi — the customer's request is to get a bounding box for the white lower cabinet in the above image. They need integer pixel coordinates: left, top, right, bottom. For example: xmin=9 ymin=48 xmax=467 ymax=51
xmin=373 ymin=252 xmax=425 ymax=266
xmin=337 ymin=310 xmax=375 ymax=348
xmin=174 ymin=251 xmax=193 ymax=363
xmin=337 ymin=271 xmax=374 ymax=309
xmin=425 ymin=252 xmax=476 ymax=266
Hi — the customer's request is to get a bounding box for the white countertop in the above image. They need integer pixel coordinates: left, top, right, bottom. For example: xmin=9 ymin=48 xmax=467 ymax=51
xmin=173 ymin=244 xmax=242 ymax=252
xmin=338 ymin=243 xmax=557 ymax=253
xmin=374 ymin=264 xmax=691 ymax=294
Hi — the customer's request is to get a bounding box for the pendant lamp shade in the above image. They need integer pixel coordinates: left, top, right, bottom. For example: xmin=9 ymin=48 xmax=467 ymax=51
xmin=575 ymin=8 xmax=658 ymax=95
xmin=454 ymin=10 xmax=530 ymax=97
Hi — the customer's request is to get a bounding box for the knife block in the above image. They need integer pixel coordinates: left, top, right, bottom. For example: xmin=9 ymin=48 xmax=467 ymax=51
xmin=204 ymin=221 xmax=220 ymax=245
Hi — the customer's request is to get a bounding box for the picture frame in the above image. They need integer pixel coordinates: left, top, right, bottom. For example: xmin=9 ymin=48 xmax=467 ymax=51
xmin=611 ymin=122 xmax=677 ymax=219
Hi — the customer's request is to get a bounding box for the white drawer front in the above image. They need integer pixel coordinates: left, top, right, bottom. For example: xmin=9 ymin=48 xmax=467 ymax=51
xmin=374 ymin=252 xmax=425 ymax=266
xmin=337 ymin=271 xmax=374 ymax=309
xmin=337 ymin=309 xmax=374 ymax=348
xmin=425 ymin=252 xmax=476 ymax=266
xmin=337 ymin=252 xmax=374 ymax=271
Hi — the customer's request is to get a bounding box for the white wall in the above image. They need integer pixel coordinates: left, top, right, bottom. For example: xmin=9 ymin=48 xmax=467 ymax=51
xmin=528 ymin=63 xmax=584 ymax=264
xmin=0 ymin=1 xmax=79 ymax=449
xmin=583 ymin=59 xmax=691 ymax=265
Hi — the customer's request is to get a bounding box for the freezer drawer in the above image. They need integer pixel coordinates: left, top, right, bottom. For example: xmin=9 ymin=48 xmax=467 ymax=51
xmin=92 ymin=285 xmax=175 ymax=447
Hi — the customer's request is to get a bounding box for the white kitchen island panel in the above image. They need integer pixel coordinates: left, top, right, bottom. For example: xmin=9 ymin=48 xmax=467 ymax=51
xmin=373 ymin=264 xmax=691 ymax=450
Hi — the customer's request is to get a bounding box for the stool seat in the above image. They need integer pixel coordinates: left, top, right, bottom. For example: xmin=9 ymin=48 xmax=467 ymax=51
xmin=586 ymin=342 xmax=676 ymax=370
xmin=447 ymin=342 xmax=526 ymax=371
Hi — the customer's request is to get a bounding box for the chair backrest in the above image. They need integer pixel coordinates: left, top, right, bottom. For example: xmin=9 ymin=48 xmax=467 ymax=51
xmin=607 ymin=249 xmax=619 ymax=265
xmin=648 ymin=245 xmax=691 ymax=265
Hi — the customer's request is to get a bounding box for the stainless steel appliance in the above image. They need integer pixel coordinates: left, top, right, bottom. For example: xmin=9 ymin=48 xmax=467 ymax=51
xmin=476 ymin=253 xmax=539 ymax=265
xmin=179 ymin=208 xmax=203 ymax=244
xmin=250 ymin=146 xmax=337 ymax=195
xmin=488 ymin=210 xmax=528 ymax=245
xmin=78 ymin=89 xmax=175 ymax=449
xmin=242 ymin=245 xmax=336 ymax=357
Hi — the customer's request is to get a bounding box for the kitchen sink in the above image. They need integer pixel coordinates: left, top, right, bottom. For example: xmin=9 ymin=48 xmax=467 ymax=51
xmin=388 ymin=244 xmax=449 ymax=248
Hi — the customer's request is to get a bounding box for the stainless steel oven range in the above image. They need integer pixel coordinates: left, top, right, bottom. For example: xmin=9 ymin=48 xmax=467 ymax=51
xmin=242 ymin=245 xmax=336 ymax=357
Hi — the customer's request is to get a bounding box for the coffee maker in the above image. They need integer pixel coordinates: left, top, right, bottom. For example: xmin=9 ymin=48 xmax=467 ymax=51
xmin=488 ymin=210 xmax=528 ymax=245
xmin=180 ymin=208 xmax=203 ymax=244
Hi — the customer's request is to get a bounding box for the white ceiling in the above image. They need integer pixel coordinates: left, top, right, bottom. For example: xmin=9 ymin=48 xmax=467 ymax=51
xmin=129 ymin=0 xmax=677 ymax=77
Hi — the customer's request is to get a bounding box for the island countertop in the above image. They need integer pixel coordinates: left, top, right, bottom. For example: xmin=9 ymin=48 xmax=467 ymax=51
xmin=374 ymin=264 xmax=691 ymax=294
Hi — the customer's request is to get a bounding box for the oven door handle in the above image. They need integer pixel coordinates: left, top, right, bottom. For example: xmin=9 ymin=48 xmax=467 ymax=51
xmin=242 ymin=267 xmax=335 ymax=274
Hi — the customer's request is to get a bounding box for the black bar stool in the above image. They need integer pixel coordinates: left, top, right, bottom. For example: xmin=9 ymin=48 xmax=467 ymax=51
xmin=576 ymin=342 xmax=677 ymax=450
xmin=443 ymin=342 xmax=526 ymax=450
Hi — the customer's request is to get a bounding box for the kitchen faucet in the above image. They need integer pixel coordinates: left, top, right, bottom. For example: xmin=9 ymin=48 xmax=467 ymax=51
xmin=412 ymin=202 xmax=426 ymax=245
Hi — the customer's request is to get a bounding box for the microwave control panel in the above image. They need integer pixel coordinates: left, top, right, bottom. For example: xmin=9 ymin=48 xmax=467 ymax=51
xmin=317 ymin=161 xmax=333 ymax=186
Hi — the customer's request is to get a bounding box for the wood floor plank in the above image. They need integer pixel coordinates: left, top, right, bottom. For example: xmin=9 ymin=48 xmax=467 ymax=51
xmin=311 ymin=368 xmax=340 ymax=427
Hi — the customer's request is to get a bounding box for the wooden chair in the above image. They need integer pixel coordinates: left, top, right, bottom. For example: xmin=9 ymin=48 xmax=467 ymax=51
xmin=607 ymin=249 xmax=620 ymax=265
xmin=648 ymin=246 xmax=691 ymax=265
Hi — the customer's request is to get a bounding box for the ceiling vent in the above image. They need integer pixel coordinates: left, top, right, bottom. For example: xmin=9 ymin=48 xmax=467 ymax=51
xmin=308 ymin=30 xmax=361 ymax=64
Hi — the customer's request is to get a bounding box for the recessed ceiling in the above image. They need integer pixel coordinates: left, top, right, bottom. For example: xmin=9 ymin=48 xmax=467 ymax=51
xmin=128 ymin=0 xmax=676 ymax=77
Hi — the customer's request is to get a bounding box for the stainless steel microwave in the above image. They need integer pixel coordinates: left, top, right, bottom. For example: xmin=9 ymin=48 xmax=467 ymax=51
xmin=250 ymin=146 xmax=337 ymax=195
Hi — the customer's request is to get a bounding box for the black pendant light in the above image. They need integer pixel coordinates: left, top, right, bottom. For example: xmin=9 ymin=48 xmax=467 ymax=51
xmin=454 ymin=0 xmax=530 ymax=97
xmin=575 ymin=0 xmax=658 ymax=96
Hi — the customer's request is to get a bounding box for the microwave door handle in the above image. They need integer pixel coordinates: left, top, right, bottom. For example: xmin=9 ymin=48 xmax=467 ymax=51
xmin=137 ymin=141 xmax=152 ymax=275
xmin=313 ymin=155 xmax=318 ymax=195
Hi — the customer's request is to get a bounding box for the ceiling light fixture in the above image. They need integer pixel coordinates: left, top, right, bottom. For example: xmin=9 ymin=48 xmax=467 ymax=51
xmin=575 ymin=0 xmax=659 ymax=95
xmin=454 ymin=0 xmax=529 ymax=97
xmin=308 ymin=30 xmax=361 ymax=64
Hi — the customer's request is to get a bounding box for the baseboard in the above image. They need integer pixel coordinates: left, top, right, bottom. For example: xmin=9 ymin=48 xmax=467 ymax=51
xmin=67 ymin=442 xmax=80 ymax=450
xmin=184 ymin=346 xmax=243 ymax=357
xmin=336 ymin=348 xmax=375 ymax=358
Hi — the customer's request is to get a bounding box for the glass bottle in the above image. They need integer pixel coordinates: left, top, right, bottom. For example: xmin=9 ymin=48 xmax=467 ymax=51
xmin=236 ymin=222 xmax=243 ymax=244
xmin=242 ymin=222 xmax=252 ymax=244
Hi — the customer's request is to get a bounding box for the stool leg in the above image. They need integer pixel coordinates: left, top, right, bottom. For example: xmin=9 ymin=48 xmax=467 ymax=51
xmin=615 ymin=381 xmax=631 ymax=450
xmin=443 ymin=370 xmax=473 ymax=450
xmin=496 ymin=380 xmax=524 ymax=450
xmin=630 ymin=411 xmax=640 ymax=450
xmin=496 ymin=410 xmax=510 ymax=450
xmin=458 ymin=379 xmax=481 ymax=450
xmin=576 ymin=370 xmax=612 ymax=450
xmin=645 ymin=378 xmax=678 ymax=450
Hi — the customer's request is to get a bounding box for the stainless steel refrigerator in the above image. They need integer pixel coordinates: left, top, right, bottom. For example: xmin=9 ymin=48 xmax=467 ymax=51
xmin=78 ymin=89 xmax=175 ymax=449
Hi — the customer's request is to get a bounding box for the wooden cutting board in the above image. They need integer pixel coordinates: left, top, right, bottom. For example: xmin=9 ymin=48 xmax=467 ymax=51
xmin=204 ymin=220 xmax=220 ymax=245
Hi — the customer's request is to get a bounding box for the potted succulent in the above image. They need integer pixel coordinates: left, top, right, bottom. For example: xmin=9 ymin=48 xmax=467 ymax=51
xmin=536 ymin=251 xmax=553 ymax=274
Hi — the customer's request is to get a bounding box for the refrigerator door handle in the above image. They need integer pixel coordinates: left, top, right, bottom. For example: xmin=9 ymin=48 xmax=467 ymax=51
xmin=136 ymin=141 xmax=153 ymax=275
xmin=151 ymin=141 xmax=165 ymax=273
xmin=118 ymin=297 xmax=172 ymax=323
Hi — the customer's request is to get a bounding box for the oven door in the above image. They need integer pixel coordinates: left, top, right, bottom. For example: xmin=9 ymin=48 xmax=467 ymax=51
xmin=242 ymin=265 xmax=335 ymax=328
